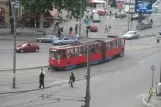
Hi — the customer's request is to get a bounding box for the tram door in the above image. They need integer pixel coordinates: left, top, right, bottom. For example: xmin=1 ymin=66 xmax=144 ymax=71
xmin=101 ymin=42 xmax=106 ymax=62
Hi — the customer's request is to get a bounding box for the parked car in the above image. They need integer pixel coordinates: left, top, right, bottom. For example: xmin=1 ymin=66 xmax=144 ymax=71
xmin=52 ymin=36 xmax=79 ymax=45
xmin=159 ymin=30 xmax=161 ymax=35
xmin=93 ymin=13 xmax=100 ymax=22
xmin=37 ymin=34 xmax=59 ymax=43
xmin=16 ymin=42 xmax=39 ymax=53
xmin=90 ymin=24 xmax=98 ymax=32
xmin=115 ymin=11 xmax=127 ymax=18
xmin=131 ymin=14 xmax=146 ymax=20
xmin=123 ymin=31 xmax=140 ymax=39
xmin=96 ymin=8 xmax=106 ymax=16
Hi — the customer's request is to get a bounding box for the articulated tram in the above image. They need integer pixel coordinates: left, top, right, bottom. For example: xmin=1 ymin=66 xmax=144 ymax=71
xmin=48 ymin=37 xmax=125 ymax=71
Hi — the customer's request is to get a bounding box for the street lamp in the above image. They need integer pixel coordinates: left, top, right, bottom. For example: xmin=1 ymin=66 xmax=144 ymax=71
xmin=79 ymin=0 xmax=83 ymax=37
xmin=11 ymin=0 xmax=20 ymax=88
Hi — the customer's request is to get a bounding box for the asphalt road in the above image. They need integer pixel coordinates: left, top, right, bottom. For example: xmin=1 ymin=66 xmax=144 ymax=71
xmin=0 ymin=36 xmax=160 ymax=107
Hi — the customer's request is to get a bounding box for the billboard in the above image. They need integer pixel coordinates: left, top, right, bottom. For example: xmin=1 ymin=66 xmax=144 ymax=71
xmin=135 ymin=0 xmax=152 ymax=14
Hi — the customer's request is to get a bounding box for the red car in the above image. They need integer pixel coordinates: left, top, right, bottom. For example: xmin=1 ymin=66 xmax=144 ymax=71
xmin=16 ymin=42 xmax=39 ymax=53
xmin=97 ymin=8 xmax=106 ymax=16
xmin=90 ymin=24 xmax=98 ymax=32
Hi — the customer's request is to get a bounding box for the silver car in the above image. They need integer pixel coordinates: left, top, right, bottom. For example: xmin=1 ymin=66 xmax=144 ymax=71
xmin=37 ymin=34 xmax=59 ymax=43
xmin=52 ymin=36 xmax=79 ymax=45
xmin=123 ymin=31 xmax=140 ymax=39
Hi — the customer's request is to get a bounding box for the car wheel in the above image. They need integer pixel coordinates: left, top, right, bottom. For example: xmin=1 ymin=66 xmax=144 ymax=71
xmin=58 ymin=42 xmax=61 ymax=45
xmin=35 ymin=49 xmax=39 ymax=52
xmin=39 ymin=40 xmax=42 ymax=43
xmin=20 ymin=50 xmax=24 ymax=53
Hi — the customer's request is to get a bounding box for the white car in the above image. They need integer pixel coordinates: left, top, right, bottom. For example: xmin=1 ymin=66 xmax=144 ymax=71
xmin=93 ymin=13 xmax=100 ymax=22
xmin=123 ymin=31 xmax=140 ymax=39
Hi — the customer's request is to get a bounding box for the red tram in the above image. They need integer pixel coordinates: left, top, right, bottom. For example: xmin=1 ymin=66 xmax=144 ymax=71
xmin=48 ymin=37 xmax=125 ymax=70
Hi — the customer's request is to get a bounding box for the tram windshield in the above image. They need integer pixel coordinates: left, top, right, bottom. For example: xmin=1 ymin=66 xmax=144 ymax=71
xmin=49 ymin=50 xmax=66 ymax=59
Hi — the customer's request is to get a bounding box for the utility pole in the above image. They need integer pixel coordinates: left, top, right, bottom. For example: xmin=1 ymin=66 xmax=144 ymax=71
xmin=11 ymin=0 xmax=19 ymax=88
xmin=85 ymin=47 xmax=91 ymax=107
xmin=160 ymin=60 xmax=161 ymax=82
xmin=79 ymin=0 xmax=82 ymax=37
xmin=127 ymin=0 xmax=131 ymax=31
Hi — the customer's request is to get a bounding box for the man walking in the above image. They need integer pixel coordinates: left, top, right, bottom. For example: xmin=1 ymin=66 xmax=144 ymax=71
xmin=109 ymin=24 xmax=111 ymax=31
xmin=69 ymin=26 xmax=73 ymax=36
xmin=104 ymin=24 xmax=108 ymax=33
xmin=69 ymin=73 xmax=75 ymax=88
xmin=39 ymin=69 xmax=45 ymax=89
xmin=75 ymin=24 xmax=78 ymax=34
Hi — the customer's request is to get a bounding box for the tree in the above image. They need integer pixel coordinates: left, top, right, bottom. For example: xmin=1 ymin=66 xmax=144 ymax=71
xmin=61 ymin=0 xmax=88 ymax=20
xmin=20 ymin=0 xmax=88 ymax=30
xmin=20 ymin=0 xmax=53 ymax=30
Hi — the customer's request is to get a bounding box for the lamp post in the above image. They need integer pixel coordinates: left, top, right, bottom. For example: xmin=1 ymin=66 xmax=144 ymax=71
xmin=11 ymin=0 xmax=20 ymax=88
xmin=79 ymin=0 xmax=82 ymax=37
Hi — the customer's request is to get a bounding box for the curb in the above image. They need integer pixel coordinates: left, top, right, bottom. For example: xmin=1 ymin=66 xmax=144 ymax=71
xmin=0 ymin=66 xmax=48 ymax=72
xmin=142 ymin=94 xmax=154 ymax=107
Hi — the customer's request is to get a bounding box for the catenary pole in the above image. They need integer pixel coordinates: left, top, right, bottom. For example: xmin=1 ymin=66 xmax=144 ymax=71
xmin=12 ymin=0 xmax=17 ymax=88
xmin=79 ymin=0 xmax=82 ymax=37
xmin=85 ymin=47 xmax=90 ymax=107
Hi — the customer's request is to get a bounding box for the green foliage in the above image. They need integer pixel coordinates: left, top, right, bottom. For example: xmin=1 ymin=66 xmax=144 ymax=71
xmin=20 ymin=0 xmax=53 ymax=14
xmin=20 ymin=0 xmax=88 ymax=19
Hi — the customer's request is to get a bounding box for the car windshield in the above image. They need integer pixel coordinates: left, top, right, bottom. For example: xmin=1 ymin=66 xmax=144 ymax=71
xmin=59 ymin=37 xmax=65 ymax=40
xmin=21 ymin=44 xmax=27 ymax=47
xmin=126 ymin=32 xmax=134 ymax=35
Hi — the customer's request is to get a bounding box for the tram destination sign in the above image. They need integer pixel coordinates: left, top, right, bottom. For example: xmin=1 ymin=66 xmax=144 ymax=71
xmin=135 ymin=0 xmax=152 ymax=14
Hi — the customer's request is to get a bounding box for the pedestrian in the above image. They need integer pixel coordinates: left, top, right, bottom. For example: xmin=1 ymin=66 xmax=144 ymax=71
xmin=39 ymin=69 xmax=45 ymax=89
xmin=110 ymin=10 xmax=112 ymax=16
xmin=86 ymin=28 xmax=89 ymax=38
xmin=109 ymin=24 xmax=111 ymax=31
xmin=150 ymin=19 xmax=153 ymax=23
xmin=58 ymin=28 xmax=61 ymax=38
xmin=69 ymin=73 xmax=75 ymax=88
xmin=104 ymin=24 xmax=108 ymax=33
xmin=75 ymin=24 xmax=78 ymax=34
xmin=10 ymin=16 xmax=14 ymax=34
xmin=69 ymin=26 xmax=73 ymax=36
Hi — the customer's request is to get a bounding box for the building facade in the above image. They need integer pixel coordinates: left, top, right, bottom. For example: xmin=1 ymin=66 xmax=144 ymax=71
xmin=0 ymin=0 xmax=22 ymax=27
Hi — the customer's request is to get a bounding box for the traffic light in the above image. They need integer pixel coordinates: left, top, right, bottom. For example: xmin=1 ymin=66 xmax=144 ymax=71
xmin=157 ymin=39 xmax=160 ymax=43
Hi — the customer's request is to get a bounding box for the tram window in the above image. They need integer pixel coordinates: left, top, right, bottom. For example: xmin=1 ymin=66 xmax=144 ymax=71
xmin=110 ymin=42 xmax=113 ymax=49
xmin=95 ymin=44 xmax=100 ymax=52
xmin=121 ymin=39 xmax=125 ymax=45
xmin=60 ymin=50 xmax=66 ymax=59
xmin=90 ymin=45 xmax=96 ymax=53
xmin=112 ymin=40 xmax=117 ymax=48
xmin=117 ymin=39 xmax=121 ymax=47
xmin=67 ymin=48 xmax=75 ymax=58
xmin=75 ymin=47 xmax=83 ymax=56
xmin=83 ymin=47 xmax=87 ymax=54
xmin=106 ymin=42 xmax=111 ymax=50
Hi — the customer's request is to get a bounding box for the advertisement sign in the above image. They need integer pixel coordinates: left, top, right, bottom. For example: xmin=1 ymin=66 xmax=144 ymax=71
xmin=135 ymin=0 xmax=152 ymax=14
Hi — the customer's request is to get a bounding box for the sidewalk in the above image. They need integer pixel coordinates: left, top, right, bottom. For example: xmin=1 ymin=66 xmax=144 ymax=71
xmin=0 ymin=68 xmax=85 ymax=94
xmin=143 ymin=93 xmax=161 ymax=107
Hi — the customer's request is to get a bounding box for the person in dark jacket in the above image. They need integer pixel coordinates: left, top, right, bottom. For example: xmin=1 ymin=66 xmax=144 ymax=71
xmin=75 ymin=24 xmax=78 ymax=34
xmin=69 ymin=26 xmax=73 ymax=36
xmin=69 ymin=73 xmax=75 ymax=87
xmin=39 ymin=69 xmax=45 ymax=88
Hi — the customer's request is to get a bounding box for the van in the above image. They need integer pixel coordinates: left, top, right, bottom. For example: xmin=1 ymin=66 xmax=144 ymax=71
xmin=124 ymin=5 xmax=135 ymax=13
xmin=93 ymin=13 xmax=100 ymax=22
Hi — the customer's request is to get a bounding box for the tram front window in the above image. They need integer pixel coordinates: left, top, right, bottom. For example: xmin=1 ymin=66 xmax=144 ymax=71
xmin=49 ymin=50 xmax=66 ymax=59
